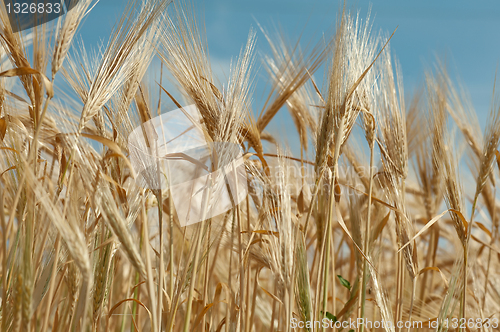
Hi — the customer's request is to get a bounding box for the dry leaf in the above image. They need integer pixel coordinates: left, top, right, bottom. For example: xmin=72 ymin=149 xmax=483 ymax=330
xmin=0 ymin=67 xmax=54 ymax=98
xmin=0 ymin=118 xmax=6 ymax=141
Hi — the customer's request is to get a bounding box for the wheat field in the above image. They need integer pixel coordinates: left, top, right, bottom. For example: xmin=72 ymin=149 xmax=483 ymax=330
xmin=0 ymin=0 xmax=499 ymax=331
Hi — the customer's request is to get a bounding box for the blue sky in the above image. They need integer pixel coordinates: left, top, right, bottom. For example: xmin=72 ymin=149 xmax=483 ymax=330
xmin=77 ymin=0 xmax=500 ymax=149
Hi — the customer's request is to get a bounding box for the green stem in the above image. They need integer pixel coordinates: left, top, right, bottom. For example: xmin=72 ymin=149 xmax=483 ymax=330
xmin=183 ymin=174 xmax=211 ymax=332
xmin=461 ymin=195 xmax=478 ymax=331
xmin=169 ymin=192 xmax=174 ymax=301
xmin=182 ymin=221 xmax=205 ymax=332
xmin=142 ymin=193 xmax=158 ymax=332
xmin=359 ymin=139 xmax=375 ymax=332
xmin=132 ymin=223 xmax=144 ymax=331
xmin=157 ymin=191 xmax=163 ymax=332
xmin=322 ymin=116 xmax=345 ymax=331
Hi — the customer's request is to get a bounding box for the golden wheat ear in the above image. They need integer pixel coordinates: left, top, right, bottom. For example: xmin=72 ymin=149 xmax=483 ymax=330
xmin=76 ymin=0 xmax=170 ymax=135
xmin=260 ymin=27 xmax=322 ymax=154
xmin=52 ymin=0 xmax=95 ymax=79
xmin=256 ymin=22 xmax=329 ymax=136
